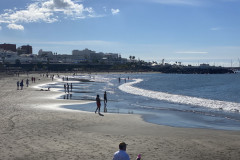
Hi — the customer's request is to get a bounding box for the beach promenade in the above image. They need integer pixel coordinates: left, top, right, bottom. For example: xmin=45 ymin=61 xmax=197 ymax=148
xmin=0 ymin=72 xmax=240 ymax=160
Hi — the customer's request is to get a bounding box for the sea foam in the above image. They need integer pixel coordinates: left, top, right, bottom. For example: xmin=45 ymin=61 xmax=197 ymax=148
xmin=119 ymin=79 xmax=240 ymax=112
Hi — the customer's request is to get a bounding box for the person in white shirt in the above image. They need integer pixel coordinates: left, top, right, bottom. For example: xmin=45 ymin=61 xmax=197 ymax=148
xmin=113 ymin=142 xmax=130 ymax=160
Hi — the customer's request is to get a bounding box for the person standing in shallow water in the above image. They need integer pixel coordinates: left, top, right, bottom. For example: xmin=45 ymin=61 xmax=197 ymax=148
xmin=104 ymin=91 xmax=107 ymax=112
xmin=95 ymin=95 xmax=101 ymax=114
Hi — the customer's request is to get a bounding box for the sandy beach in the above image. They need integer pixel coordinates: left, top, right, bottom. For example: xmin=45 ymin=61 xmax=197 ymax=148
xmin=0 ymin=72 xmax=240 ymax=160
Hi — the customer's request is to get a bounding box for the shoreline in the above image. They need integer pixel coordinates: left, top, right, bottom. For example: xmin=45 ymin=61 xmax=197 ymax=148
xmin=0 ymin=72 xmax=240 ymax=159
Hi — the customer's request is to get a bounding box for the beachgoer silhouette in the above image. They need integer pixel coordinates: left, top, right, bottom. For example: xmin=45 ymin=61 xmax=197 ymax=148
xmin=70 ymin=83 xmax=73 ymax=92
xmin=113 ymin=142 xmax=130 ymax=160
xmin=17 ymin=81 xmax=19 ymax=90
xmin=118 ymin=77 xmax=121 ymax=83
xmin=64 ymin=84 xmax=66 ymax=93
xmin=26 ymin=79 xmax=29 ymax=87
xmin=67 ymin=83 xmax=70 ymax=93
xmin=95 ymin=95 xmax=101 ymax=114
xmin=104 ymin=91 xmax=107 ymax=112
xmin=20 ymin=80 xmax=24 ymax=90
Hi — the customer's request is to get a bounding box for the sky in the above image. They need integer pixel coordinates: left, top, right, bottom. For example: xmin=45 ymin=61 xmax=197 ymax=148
xmin=0 ymin=0 xmax=240 ymax=66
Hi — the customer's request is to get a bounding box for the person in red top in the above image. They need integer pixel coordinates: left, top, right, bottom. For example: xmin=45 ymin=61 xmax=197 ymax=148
xmin=95 ymin=95 xmax=101 ymax=114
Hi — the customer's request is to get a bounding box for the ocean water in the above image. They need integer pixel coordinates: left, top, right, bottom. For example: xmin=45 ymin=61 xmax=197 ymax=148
xmin=43 ymin=73 xmax=240 ymax=131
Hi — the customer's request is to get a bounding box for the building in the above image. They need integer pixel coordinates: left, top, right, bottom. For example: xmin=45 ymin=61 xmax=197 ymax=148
xmin=200 ymin=63 xmax=210 ymax=68
xmin=17 ymin=45 xmax=32 ymax=55
xmin=72 ymin=49 xmax=91 ymax=62
xmin=72 ymin=48 xmax=98 ymax=62
xmin=0 ymin=43 xmax=16 ymax=52
xmin=38 ymin=49 xmax=53 ymax=57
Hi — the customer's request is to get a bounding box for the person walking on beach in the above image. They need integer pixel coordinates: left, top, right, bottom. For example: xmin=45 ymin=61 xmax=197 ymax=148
xmin=104 ymin=91 xmax=107 ymax=112
xmin=70 ymin=83 xmax=73 ymax=92
xmin=20 ymin=80 xmax=24 ymax=90
xmin=113 ymin=142 xmax=130 ymax=160
xmin=95 ymin=95 xmax=101 ymax=114
xmin=17 ymin=81 xmax=19 ymax=90
xmin=26 ymin=79 xmax=29 ymax=87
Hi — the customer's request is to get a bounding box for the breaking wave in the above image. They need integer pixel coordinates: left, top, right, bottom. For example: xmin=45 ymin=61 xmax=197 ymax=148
xmin=119 ymin=79 xmax=240 ymax=112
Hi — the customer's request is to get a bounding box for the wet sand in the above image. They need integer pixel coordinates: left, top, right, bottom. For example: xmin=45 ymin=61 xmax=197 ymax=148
xmin=0 ymin=72 xmax=240 ymax=160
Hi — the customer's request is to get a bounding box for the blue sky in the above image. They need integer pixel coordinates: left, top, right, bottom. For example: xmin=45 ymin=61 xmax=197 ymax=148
xmin=0 ymin=0 xmax=240 ymax=66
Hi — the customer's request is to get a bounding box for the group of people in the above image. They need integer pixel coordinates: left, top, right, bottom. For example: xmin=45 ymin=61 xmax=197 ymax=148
xmin=31 ymin=77 xmax=36 ymax=83
xmin=95 ymin=91 xmax=108 ymax=114
xmin=118 ymin=76 xmax=130 ymax=83
xmin=17 ymin=78 xmax=30 ymax=90
xmin=17 ymin=80 xmax=24 ymax=90
xmin=62 ymin=76 xmax=69 ymax=81
xmin=64 ymin=83 xmax=73 ymax=93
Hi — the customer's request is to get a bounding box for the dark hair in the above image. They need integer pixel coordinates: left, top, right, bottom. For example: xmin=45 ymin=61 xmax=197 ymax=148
xmin=119 ymin=143 xmax=127 ymax=150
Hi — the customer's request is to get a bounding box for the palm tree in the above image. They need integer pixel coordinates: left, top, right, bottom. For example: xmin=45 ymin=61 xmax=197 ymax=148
xmin=129 ymin=56 xmax=132 ymax=60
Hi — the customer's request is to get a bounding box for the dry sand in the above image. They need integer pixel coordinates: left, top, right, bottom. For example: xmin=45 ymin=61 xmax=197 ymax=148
xmin=0 ymin=72 xmax=240 ymax=160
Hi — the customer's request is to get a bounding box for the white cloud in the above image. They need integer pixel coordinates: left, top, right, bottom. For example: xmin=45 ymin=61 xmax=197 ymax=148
xmin=210 ymin=27 xmax=222 ymax=31
xmin=0 ymin=0 xmax=98 ymax=30
xmin=7 ymin=24 xmax=24 ymax=30
xmin=103 ymin=6 xmax=107 ymax=12
xmin=111 ymin=9 xmax=120 ymax=15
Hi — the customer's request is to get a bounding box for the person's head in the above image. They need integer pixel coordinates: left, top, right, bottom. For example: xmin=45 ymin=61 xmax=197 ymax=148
xmin=97 ymin=94 xmax=99 ymax=98
xmin=119 ymin=142 xmax=127 ymax=151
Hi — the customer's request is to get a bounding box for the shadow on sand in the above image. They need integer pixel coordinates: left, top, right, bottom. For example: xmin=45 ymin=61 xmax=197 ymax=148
xmin=99 ymin=113 xmax=104 ymax=116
